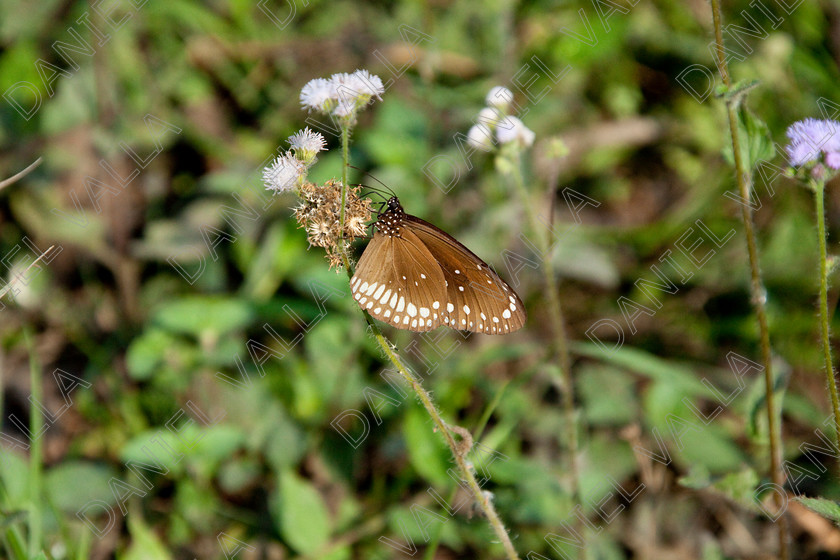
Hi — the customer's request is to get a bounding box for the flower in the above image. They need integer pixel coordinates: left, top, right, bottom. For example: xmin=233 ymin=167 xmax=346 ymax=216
xmin=496 ymin=116 xmax=535 ymax=147
xmin=263 ymin=153 xmax=307 ymax=193
xmin=785 ymin=118 xmax=840 ymax=169
xmin=347 ymin=69 xmax=385 ymax=99
xmin=300 ymin=70 xmax=386 ymax=121
xmin=467 ymin=123 xmax=494 ymax=152
xmin=288 ymin=127 xmax=326 ymax=164
xmin=486 ymin=86 xmax=514 ymax=110
xmin=476 ymin=107 xmax=503 ymax=128
xmin=300 ymin=77 xmax=335 ymax=113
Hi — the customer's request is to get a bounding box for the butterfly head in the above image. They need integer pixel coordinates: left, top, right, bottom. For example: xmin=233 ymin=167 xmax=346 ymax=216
xmin=386 ymin=196 xmax=402 ymax=213
xmin=375 ymin=196 xmax=404 ymax=238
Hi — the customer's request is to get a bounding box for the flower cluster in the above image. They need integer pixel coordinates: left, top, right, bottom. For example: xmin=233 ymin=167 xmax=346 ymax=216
xmin=292 ymin=180 xmax=373 ymax=269
xmin=785 ymin=118 xmax=840 ymax=171
xmin=300 ymin=70 xmax=385 ymax=124
xmin=263 ymin=127 xmax=327 ymax=193
xmin=466 ymin=86 xmax=535 ymax=153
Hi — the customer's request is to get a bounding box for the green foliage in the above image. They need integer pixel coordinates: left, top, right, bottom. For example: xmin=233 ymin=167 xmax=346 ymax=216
xmin=3 ymin=0 xmax=840 ymax=558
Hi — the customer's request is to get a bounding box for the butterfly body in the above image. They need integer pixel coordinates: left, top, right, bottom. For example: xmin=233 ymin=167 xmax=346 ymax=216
xmin=351 ymin=196 xmax=526 ymax=334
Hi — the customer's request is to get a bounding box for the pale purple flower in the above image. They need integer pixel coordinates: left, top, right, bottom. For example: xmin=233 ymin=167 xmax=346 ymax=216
xmin=496 ymin=116 xmax=535 ymax=147
xmin=486 ymin=86 xmax=514 ymax=110
xmin=263 ymin=153 xmax=307 ymax=192
xmin=785 ymin=118 xmax=840 ymax=169
xmin=467 ymin=124 xmax=494 ymax=152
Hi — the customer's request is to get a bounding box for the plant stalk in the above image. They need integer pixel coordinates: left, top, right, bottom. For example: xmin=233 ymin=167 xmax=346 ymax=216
xmin=710 ymin=0 xmax=788 ymax=557
xmin=25 ymin=328 xmax=43 ymax=554
xmin=337 ymin=128 xmax=520 ymax=560
xmin=813 ymin=179 xmax=840 ymax=453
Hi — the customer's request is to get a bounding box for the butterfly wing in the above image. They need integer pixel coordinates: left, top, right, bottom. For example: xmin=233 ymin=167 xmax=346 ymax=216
xmin=351 ymin=227 xmax=449 ymax=332
xmin=404 ymin=215 xmax=526 ymax=334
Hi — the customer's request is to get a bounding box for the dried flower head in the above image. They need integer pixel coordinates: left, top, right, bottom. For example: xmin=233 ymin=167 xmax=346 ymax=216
xmin=293 ymin=180 xmax=373 ymax=269
xmin=786 ymin=118 xmax=840 ymax=170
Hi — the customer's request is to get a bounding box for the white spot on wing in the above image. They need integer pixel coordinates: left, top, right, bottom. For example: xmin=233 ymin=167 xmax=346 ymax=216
xmin=407 ymin=303 xmax=417 ymax=317
xmin=447 ymin=303 xmax=454 ymax=313
xmin=373 ymin=284 xmax=386 ymax=300
xmin=420 ymin=307 xmax=429 ymax=318
xmin=397 ymin=297 xmax=405 ymax=312
xmin=463 ymin=305 xmax=470 ymax=315
xmin=432 ymin=301 xmax=440 ymax=309
xmin=503 ymin=309 xmax=511 ymax=319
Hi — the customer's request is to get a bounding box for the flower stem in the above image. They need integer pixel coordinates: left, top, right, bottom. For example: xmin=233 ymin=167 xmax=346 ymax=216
xmin=339 ymin=125 xmax=351 ymax=258
xmin=507 ymin=153 xmax=582 ymax=554
xmin=337 ymin=130 xmax=520 ymax=560
xmin=813 ymin=179 xmax=840 ymax=456
xmin=710 ymin=0 xmax=788 ymax=557
xmin=25 ymin=327 xmax=43 ymax=554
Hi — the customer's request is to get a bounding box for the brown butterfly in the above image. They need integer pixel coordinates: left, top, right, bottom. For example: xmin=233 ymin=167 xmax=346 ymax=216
xmin=351 ymin=196 xmax=526 ymax=334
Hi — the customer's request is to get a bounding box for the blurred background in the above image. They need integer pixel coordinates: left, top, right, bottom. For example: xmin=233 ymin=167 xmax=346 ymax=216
xmin=2 ymin=0 xmax=840 ymax=558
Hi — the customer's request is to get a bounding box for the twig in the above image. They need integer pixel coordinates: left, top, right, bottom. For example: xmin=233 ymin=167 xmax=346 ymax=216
xmin=0 ymin=157 xmax=43 ymax=192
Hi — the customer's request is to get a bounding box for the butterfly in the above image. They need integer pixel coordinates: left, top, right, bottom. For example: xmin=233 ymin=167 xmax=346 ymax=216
xmin=351 ymin=196 xmax=526 ymax=334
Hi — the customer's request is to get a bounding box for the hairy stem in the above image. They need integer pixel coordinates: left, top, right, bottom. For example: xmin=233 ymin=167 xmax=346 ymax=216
xmin=710 ymin=1 xmax=788 ymax=557
xmin=813 ymin=179 xmax=840 ymax=457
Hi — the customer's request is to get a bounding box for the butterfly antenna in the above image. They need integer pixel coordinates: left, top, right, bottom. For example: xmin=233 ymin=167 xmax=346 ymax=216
xmin=347 ymin=164 xmax=397 ymax=198
xmin=351 ymin=184 xmax=390 ymax=204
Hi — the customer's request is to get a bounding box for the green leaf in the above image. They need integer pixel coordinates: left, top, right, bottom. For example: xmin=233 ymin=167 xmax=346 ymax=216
xmin=404 ymin=405 xmax=450 ymax=487
xmin=273 ymin=470 xmax=331 ymax=555
xmin=722 ymin=106 xmax=776 ymax=172
xmin=153 ymin=296 xmax=253 ymax=338
xmin=125 ymin=329 xmax=176 ymax=380
xmin=45 ymin=461 xmax=119 ymax=512
xmin=573 ymin=342 xmax=712 ymax=398
xmin=123 ymin=515 xmax=173 ymax=560
xmin=795 ymin=496 xmax=840 ymax=524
